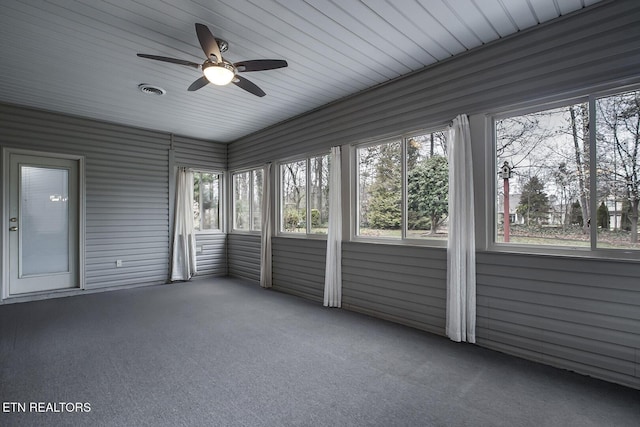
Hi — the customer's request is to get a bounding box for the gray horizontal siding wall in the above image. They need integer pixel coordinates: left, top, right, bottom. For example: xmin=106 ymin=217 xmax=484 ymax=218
xmin=1 ymin=104 xmax=226 ymax=292
xmin=226 ymin=0 xmax=640 ymax=389
xmin=173 ymin=135 xmax=226 ymax=171
xmin=1 ymin=103 xmax=171 ymax=289
xmin=476 ymin=252 xmax=640 ymax=389
xmin=228 ymin=233 xmax=261 ymax=283
xmin=342 ymin=242 xmax=447 ymax=336
xmin=272 ymin=237 xmax=326 ymax=302
xmin=172 ymin=135 xmax=228 ymax=277
xmin=195 ymin=233 xmax=227 ymax=277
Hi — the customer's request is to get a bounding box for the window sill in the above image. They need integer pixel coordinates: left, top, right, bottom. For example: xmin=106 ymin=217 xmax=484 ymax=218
xmin=194 ymin=230 xmax=225 ymax=235
xmin=350 ymin=236 xmax=447 ymax=248
xmin=276 ymin=232 xmax=328 ymax=240
xmin=485 ymin=244 xmax=640 ymax=263
xmin=230 ymin=230 xmax=261 ymax=236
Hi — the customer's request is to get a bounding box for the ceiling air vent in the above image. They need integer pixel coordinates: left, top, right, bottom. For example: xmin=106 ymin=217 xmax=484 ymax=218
xmin=138 ymin=83 xmax=166 ymax=96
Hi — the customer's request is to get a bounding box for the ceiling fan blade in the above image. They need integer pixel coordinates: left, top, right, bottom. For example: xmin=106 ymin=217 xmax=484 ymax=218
xmin=188 ymin=76 xmax=210 ymax=92
xmin=195 ymin=23 xmax=222 ymax=62
xmin=136 ymin=54 xmax=199 ymax=69
xmin=234 ymin=59 xmax=288 ymax=72
xmin=232 ymin=75 xmax=266 ymax=97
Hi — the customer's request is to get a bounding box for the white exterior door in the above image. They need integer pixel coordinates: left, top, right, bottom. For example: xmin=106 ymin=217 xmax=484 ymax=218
xmin=7 ymin=152 xmax=80 ymax=295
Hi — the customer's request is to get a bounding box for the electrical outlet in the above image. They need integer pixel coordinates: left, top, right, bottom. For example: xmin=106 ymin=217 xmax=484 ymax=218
xmin=116 ymin=259 xmax=123 ymax=267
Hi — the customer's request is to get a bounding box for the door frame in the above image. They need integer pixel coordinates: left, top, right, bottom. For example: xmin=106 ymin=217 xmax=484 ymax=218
xmin=2 ymin=147 xmax=86 ymax=300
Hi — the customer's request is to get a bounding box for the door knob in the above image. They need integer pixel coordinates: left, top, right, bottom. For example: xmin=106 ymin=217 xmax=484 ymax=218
xmin=9 ymin=226 xmax=18 ymax=231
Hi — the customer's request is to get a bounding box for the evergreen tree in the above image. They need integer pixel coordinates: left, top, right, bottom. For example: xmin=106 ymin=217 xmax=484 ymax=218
xmin=368 ymin=190 xmax=401 ymax=229
xmin=596 ymin=201 xmax=610 ymax=229
xmin=517 ymin=176 xmax=550 ymax=225
xmin=569 ymin=200 xmax=583 ymax=226
xmin=367 ymin=142 xmax=402 ymax=229
xmin=407 ymin=155 xmax=449 ymax=234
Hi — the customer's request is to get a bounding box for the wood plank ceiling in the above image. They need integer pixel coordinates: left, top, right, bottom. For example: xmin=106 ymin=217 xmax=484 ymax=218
xmin=0 ymin=0 xmax=602 ymax=142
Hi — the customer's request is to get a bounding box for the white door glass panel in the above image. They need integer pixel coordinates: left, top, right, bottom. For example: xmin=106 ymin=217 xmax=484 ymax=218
xmin=21 ymin=166 xmax=70 ymax=276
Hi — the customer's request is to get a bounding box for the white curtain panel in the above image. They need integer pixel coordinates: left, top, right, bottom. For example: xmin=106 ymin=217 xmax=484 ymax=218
xmin=324 ymin=146 xmax=342 ymax=307
xmin=260 ymin=163 xmax=273 ymax=288
xmin=446 ymin=115 xmax=476 ymax=343
xmin=171 ymin=167 xmax=197 ymax=282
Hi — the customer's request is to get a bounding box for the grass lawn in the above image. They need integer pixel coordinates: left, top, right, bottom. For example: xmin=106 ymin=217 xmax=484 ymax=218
xmin=498 ymin=226 xmax=640 ymax=250
xmin=358 ymin=228 xmax=447 ymax=240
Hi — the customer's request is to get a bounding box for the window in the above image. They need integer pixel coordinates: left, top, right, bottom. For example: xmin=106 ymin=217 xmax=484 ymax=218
xmin=595 ymin=89 xmax=640 ymax=250
xmin=193 ymin=171 xmax=221 ymax=232
xmin=494 ymin=87 xmax=640 ymax=253
xmin=232 ymin=168 xmax=263 ymax=232
xmin=356 ymin=130 xmax=449 ymax=242
xmin=280 ymin=155 xmax=329 ymax=235
xmin=495 ymin=102 xmax=589 ymax=247
xmin=357 ymin=139 xmax=402 ymax=238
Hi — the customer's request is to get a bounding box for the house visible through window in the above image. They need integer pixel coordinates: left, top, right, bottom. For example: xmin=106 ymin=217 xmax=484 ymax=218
xmin=356 ymin=130 xmax=449 ymax=242
xmin=494 ymin=87 xmax=640 ymax=252
xmin=193 ymin=171 xmax=221 ymax=232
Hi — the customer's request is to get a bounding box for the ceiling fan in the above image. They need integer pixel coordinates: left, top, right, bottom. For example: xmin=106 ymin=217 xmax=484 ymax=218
xmin=137 ymin=23 xmax=287 ymax=97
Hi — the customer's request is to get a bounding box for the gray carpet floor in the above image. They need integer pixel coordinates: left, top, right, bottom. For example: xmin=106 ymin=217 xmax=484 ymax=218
xmin=0 ymin=277 xmax=638 ymax=427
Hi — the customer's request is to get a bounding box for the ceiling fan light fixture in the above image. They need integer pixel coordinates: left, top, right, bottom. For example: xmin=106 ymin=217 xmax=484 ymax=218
xmin=202 ymin=61 xmax=235 ymax=86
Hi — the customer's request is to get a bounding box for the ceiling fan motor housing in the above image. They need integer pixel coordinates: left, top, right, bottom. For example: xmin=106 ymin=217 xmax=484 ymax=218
xmin=215 ymin=38 xmax=229 ymax=53
xmin=203 ymin=59 xmax=235 ymax=72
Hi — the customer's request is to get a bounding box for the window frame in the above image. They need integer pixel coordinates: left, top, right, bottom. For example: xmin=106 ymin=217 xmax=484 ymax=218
xmin=277 ymin=152 xmax=330 ymax=238
xmin=488 ymin=83 xmax=640 ymax=260
xmin=351 ymin=127 xmax=449 ymax=247
xmin=231 ymin=167 xmax=263 ymax=234
xmin=192 ymin=169 xmax=224 ymax=234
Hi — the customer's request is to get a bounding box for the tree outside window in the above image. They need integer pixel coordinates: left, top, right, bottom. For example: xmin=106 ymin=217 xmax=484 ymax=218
xmin=356 ymin=130 xmax=449 ymax=241
xmin=496 ymin=104 xmax=590 ymax=246
xmin=596 ymin=89 xmax=640 ymax=247
xmin=358 ymin=140 xmax=402 ymax=237
xmin=233 ymin=168 xmax=262 ymax=232
xmin=233 ymin=171 xmax=250 ymax=230
xmin=193 ymin=171 xmax=221 ymax=232
xmin=252 ymin=169 xmax=263 ymax=231
xmin=281 ymin=160 xmax=306 ymax=233
xmin=407 ymin=132 xmax=448 ymax=239
xmin=280 ymin=155 xmax=329 ymax=235
xmin=494 ymin=87 xmax=640 ymax=251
